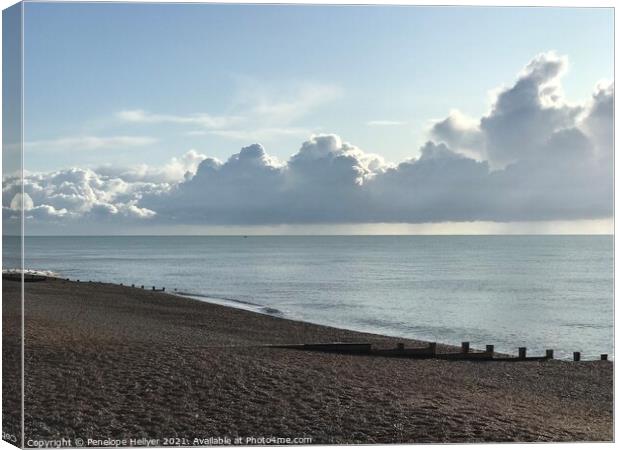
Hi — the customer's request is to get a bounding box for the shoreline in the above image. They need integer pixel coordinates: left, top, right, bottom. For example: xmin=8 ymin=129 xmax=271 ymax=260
xmin=3 ymin=277 xmax=614 ymax=443
xmin=45 ymin=275 xmax=614 ymax=360
xmin=20 ymin=272 xmax=469 ymax=350
xmin=21 ymin=274 xmax=509 ymax=357
xmin=171 ymin=291 xmax=288 ymax=320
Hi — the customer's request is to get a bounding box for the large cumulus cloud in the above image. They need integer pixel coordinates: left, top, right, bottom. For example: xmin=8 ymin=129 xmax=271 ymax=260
xmin=431 ymin=52 xmax=611 ymax=168
xmin=4 ymin=52 xmax=613 ymax=229
xmin=2 ymin=150 xmax=208 ymax=226
xmin=2 ymin=167 xmax=163 ymax=224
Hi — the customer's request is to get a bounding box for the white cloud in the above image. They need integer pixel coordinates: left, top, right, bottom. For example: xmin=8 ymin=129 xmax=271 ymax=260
xmin=367 ymin=120 xmax=406 ymax=126
xmin=2 ymin=167 xmax=160 ymax=225
xmin=4 ymin=53 xmax=613 ymax=230
xmin=430 ymin=110 xmax=483 ymax=159
xmin=119 ymin=80 xmax=342 ymax=143
xmin=96 ymin=149 xmax=208 ymax=183
xmin=117 ymin=110 xmax=241 ymax=129
xmin=243 ymin=82 xmax=342 ymax=124
xmin=581 ymin=80 xmax=614 ymax=164
xmin=432 ymin=51 xmax=589 ymax=168
xmin=25 ymin=135 xmax=157 ymax=151
xmin=207 ymin=127 xmax=312 ymax=142
xmin=9 ymin=192 xmax=34 ymax=210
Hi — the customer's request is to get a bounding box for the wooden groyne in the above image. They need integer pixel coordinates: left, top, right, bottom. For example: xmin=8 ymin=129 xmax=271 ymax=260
xmin=64 ymin=278 xmax=167 ymax=292
xmin=269 ymin=341 xmax=611 ymax=362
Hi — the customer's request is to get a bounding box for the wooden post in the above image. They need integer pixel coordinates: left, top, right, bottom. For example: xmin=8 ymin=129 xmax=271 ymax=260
xmin=546 ymin=349 xmax=554 ymax=359
xmin=573 ymin=352 xmax=580 ymax=362
xmin=601 ymin=354 xmax=608 ymax=361
xmin=397 ymin=343 xmax=405 ymax=351
xmin=428 ymin=342 xmax=437 ymax=355
xmin=518 ymin=347 xmax=527 ymax=359
xmin=461 ymin=342 xmax=470 ymax=353
xmin=486 ymin=345 xmax=494 ymax=354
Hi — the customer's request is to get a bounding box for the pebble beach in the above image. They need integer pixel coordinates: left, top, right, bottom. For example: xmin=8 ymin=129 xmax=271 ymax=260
xmin=2 ymin=277 xmax=613 ymax=445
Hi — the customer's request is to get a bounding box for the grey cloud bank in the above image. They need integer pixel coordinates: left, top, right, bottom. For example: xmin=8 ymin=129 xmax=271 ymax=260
xmin=3 ymin=53 xmax=613 ymax=231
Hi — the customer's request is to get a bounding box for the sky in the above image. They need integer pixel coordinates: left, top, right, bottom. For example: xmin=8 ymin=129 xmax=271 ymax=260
xmin=2 ymin=3 xmax=615 ymax=234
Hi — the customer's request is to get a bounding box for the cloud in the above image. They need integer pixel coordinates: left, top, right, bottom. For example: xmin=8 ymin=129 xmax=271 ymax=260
xmin=431 ymin=51 xmax=591 ymax=168
xmin=3 ymin=167 xmax=160 ymax=225
xmin=4 ymin=53 xmax=613 ymax=230
xmin=367 ymin=120 xmax=406 ymax=126
xmin=119 ymin=80 xmax=341 ymax=142
xmin=25 ymin=135 xmax=157 ymax=151
xmin=95 ymin=149 xmax=208 ymax=183
xmin=430 ymin=110 xmax=483 ymax=159
xmin=233 ymin=80 xmax=342 ymax=125
xmin=581 ymin=80 xmax=614 ymax=165
xmin=481 ymin=52 xmax=584 ymax=167
xmin=117 ymin=110 xmax=241 ymax=129
xmin=207 ymin=127 xmax=312 ymax=142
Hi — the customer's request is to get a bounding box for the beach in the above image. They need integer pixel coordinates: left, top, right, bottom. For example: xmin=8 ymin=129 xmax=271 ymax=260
xmin=3 ymin=277 xmax=613 ymax=445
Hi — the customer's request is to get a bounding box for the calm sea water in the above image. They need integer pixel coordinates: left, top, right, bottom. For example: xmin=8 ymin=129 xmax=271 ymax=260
xmin=4 ymin=235 xmax=613 ymax=360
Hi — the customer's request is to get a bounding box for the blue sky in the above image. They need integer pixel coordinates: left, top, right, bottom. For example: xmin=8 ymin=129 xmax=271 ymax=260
xmin=3 ymin=2 xmax=613 ymax=234
xmin=23 ymin=3 xmax=613 ymax=171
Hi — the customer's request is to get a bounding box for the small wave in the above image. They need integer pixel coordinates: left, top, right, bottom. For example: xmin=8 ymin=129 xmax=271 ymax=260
xmin=3 ymin=268 xmax=60 ymax=277
xmin=260 ymin=306 xmax=284 ymax=316
xmin=173 ymin=291 xmax=284 ymax=318
xmin=175 ymin=291 xmax=260 ymax=307
xmin=561 ymin=323 xmax=611 ymax=330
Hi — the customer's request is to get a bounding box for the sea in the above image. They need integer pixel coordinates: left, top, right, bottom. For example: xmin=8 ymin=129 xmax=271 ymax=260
xmin=3 ymin=235 xmax=613 ymax=360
